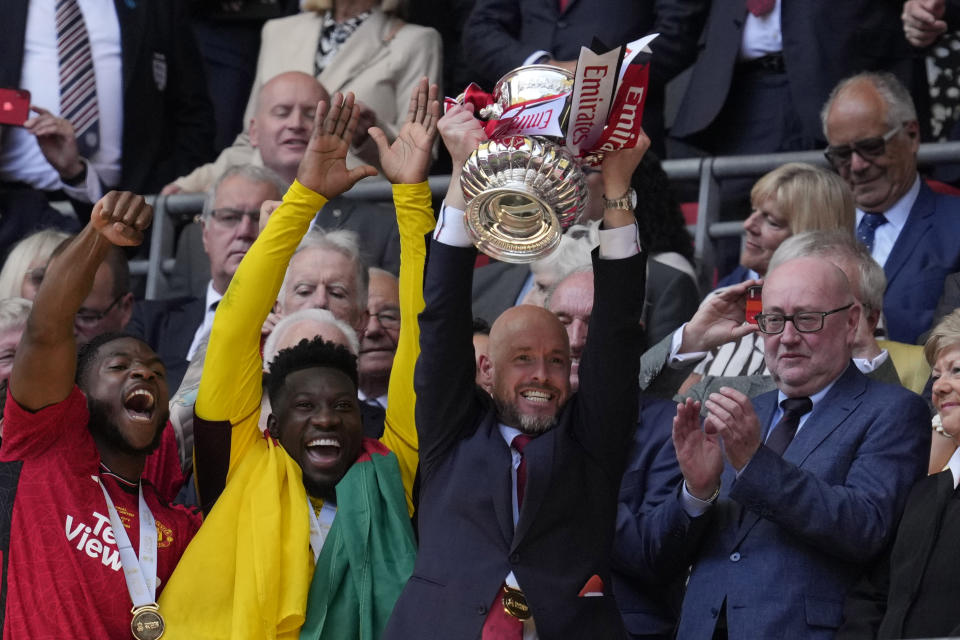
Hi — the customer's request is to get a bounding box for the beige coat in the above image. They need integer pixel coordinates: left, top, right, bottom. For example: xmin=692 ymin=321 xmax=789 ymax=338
xmin=174 ymin=9 xmax=442 ymax=192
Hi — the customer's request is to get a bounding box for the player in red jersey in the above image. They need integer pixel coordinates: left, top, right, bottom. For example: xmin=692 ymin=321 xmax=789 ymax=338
xmin=0 ymin=191 xmax=200 ymax=639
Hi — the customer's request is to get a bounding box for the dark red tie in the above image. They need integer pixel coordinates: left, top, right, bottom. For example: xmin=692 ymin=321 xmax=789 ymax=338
xmin=513 ymin=434 xmax=533 ymax=507
xmin=558 ymin=0 xmax=570 ymax=12
xmin=480 ymin=434 xmax=534 ymax=639
xmin=745 ymin=0 xmax=775 ymax=17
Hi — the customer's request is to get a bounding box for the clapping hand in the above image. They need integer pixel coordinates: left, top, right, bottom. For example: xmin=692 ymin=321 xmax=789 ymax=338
xmin=370 ymin=78 xmax=440 ymax=185
xmin=672 ymin=398 xmax=723 ymax=501
xmin=91 ymin=191 xmax=153 ymax=247
xmin=296 ymin=92 xmax=378 ymax=198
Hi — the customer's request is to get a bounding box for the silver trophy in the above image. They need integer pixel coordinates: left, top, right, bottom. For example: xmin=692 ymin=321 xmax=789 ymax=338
xmin=460 ymin=65 xmax=588 ymax=263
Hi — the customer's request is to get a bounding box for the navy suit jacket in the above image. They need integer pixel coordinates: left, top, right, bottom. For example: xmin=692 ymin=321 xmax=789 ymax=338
xmin=384 ymin=240 xmax=646 ymax=639
xmin=612 ymin=395 xmax=685 ymax=639
xmin=639 ymin=364 xmax=929 ymax=639
xmin=0 ymin=0 xmax=214 ymax=194
xmin=126 ymin=295 xmax=205 ymax=393
xmin=881 ymin=181 xmax=960 ymax=344
xmin=662 ymin=0 xmax=923 ymax=143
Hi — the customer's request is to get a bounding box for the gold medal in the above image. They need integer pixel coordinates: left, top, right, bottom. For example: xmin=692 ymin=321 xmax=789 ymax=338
xmin=130 ymin=603 xmax=165 ymax=640
xmin=502 ymin=585 xmax=531 ymax=620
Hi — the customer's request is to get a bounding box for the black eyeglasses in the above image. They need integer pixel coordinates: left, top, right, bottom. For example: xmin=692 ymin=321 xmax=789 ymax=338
xmin=208 ymin=207 xmax=260 ymax=228
xmin=755 ymin=303 xmax=853 ymax=335
xmin=824 ymin=125 xmax=902 ymax=171
xmin=370 ymin=309 xmax=401 ymax=330
xmin=75 ymin=294 xmax=125 ymax=327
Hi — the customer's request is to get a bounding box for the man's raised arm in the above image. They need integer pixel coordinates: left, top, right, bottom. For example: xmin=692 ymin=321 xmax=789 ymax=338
xmin=413 ymin=105 xmax=489 ymax=467
xmin=10 ymin=192 xmax=151 ymax=411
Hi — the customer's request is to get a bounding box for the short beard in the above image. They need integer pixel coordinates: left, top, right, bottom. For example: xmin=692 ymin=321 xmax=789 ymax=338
xmin=87 ymin=397 xmax=168 ymax=457
xmin=494 ymin=397 xmax=558 ymax=435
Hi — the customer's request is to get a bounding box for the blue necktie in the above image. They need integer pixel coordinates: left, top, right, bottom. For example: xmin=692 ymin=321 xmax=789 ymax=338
xmin=857 ymin=212 xmax=887 ymax=254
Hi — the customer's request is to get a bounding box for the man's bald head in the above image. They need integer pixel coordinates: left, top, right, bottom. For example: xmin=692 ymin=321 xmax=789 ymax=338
xmin=250 ymin=72 xmax=330 ymax=183
xmin=481 ymin=305 xmax=572 ymax=434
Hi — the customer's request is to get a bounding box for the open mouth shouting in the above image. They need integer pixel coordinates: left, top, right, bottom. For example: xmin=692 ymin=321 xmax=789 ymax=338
xmin=122 ymin=387 xmax=156 ymax=423
xmin=304 ymin=435 xmax=343 ymax=469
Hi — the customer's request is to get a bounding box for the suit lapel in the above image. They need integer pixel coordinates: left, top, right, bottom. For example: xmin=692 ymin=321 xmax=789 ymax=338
xmin=733 ymin=366 xmax=865 ymax=547
xmin=511 ymin=427 xmax=556 ymax=550
xmin=731 ymin=391 xmax=778 ymax=545
xmin=318 ymin=9 xmax=392 ymax=95
xmin=783 ymin=364 xmax=864 ymax=468
xmin=0 ymin=0 xmax=28 ymax=88
xmin=901 ymin=472 xmax=955 ymax=600
xmin=113 ymin=0 xmax=147 ymax=95
xmin=883 ymin=181 xmax=935 ymax=286
xmin=483 ymin=416 xmax=516 ymax=547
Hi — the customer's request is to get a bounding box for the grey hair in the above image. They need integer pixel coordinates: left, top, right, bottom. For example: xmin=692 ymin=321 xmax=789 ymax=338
xmin=821 ymin=71 xmax=917 ymax=138
xmin=201 ymin=164 xmax=288 ymax=221
xmin=768 ymin=230 xmax=886 ymax=312
xmin=0 ymin=297 xmax=32 ymax=334
xmin=278 ymin=228 xmax=369 ymax=316
xmin=0 ymin=229 xmax=71 ymax=299
xmin=530 ymin=223 xmax=598 ymax=282
xmin=544 ymin=264 xmax=594 ymax=310
xmin=263 ymin=308 xmax=360 ymax=366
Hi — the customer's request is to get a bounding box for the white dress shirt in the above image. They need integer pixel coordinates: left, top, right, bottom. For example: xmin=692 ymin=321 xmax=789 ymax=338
xmin=740 ymin=0 xmax=783 ymax=60
xmin=186 ymin=281 xmax=224 ymax=362
xmin=0 ymin=0 xmax=123 ymax=202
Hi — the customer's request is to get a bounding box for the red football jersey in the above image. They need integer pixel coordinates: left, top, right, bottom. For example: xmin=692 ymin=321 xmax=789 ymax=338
xmin=0 ymin=386 xmax=200 ymax=639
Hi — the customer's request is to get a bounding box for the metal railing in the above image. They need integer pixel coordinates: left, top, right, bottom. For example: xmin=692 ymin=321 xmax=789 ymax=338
xmin=132 ymin=141 xmax=960 ymax=299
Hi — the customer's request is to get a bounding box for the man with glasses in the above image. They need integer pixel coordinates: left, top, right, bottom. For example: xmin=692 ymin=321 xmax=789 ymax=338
xmin=357 ymin=267 xmax=400 ymax=437
xmin=635 ymin=255 xmax=929 ymax=639
xmin=68 ymin=242 xmax=133 ymax=346
xmin=128 ymin=164 xmax=285 ymax=391
xmin=821 ymin=71 xmax=960 ymax=344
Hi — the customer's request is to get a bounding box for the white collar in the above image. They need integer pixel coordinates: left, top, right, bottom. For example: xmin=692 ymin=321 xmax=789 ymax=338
xmin=855 ymin=174 xmax=920 ymax=230
xmin=205 ymin=280 xmax=224 ymax=313
xmin=947 ymin=446 xmax=960 ymax=489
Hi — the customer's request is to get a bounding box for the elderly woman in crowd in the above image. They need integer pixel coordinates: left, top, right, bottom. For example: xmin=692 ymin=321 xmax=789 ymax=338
xmin=168 ymin=0 xmax=442 ymax=192
xmin=838 ymin=308 xmax=960 ymax=638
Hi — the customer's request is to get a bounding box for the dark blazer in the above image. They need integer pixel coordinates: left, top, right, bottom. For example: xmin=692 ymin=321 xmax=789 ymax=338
xmin=460 ymin=0 xmax=686 ymax=154
xmin=126 ymin=295 xmax=205 ymax=393
xmin=643 ymin=260 xmax=699 ymax=348
xmin=633 ymin=364 xmax=930 ymax=639
xmin=471 ymin=260 xmax=530 ymax=325
xmin=384 ymin=241 xmax=646 ymax=639
xmin=0 ymin=0 xmax=214 ymax=195
xmin=882 ymin=182 xmax=960 ymax=344
xmin=314 ymin=196 xmax=402 ymax=276
xmin=932 ymin=271 xmax=960 ymax=330
xmin=612 ymin=395 xmax=685 ymax=640
xmin=664 ymin=0 xmax=922 ymax=144
xmin=838 ymin=470 xmax=960 ymax=639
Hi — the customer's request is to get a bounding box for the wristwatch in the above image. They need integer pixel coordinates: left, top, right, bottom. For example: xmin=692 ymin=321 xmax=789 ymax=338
xmin=602 ymin=187 xmax=637 ymax=211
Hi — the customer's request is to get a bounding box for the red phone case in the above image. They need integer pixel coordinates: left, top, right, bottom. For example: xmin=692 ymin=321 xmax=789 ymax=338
xmin=0 ymin=89 xmax=31 ymax=127
xmin=746 ymin=286 xmax=762 ymax=325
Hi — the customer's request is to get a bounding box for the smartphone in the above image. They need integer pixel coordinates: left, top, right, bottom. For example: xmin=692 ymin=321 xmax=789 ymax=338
xmin=746 ymin=285 xmax=762 ymax=325
xmin=0 ymin=89 xmax=30 ymax=126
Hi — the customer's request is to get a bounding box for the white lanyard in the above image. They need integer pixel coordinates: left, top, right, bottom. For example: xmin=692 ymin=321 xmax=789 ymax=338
xmin=97 ymin=478 xmax=158 ymax=608
xmin=306 ymin=497 xmax=337 ymax=564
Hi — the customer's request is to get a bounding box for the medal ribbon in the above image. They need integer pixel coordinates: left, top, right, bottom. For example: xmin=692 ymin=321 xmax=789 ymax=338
xmin=306 ymin=497 xmax=337 ymax=564
xmin=97 ymin=479 xmax=158 ymax=608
